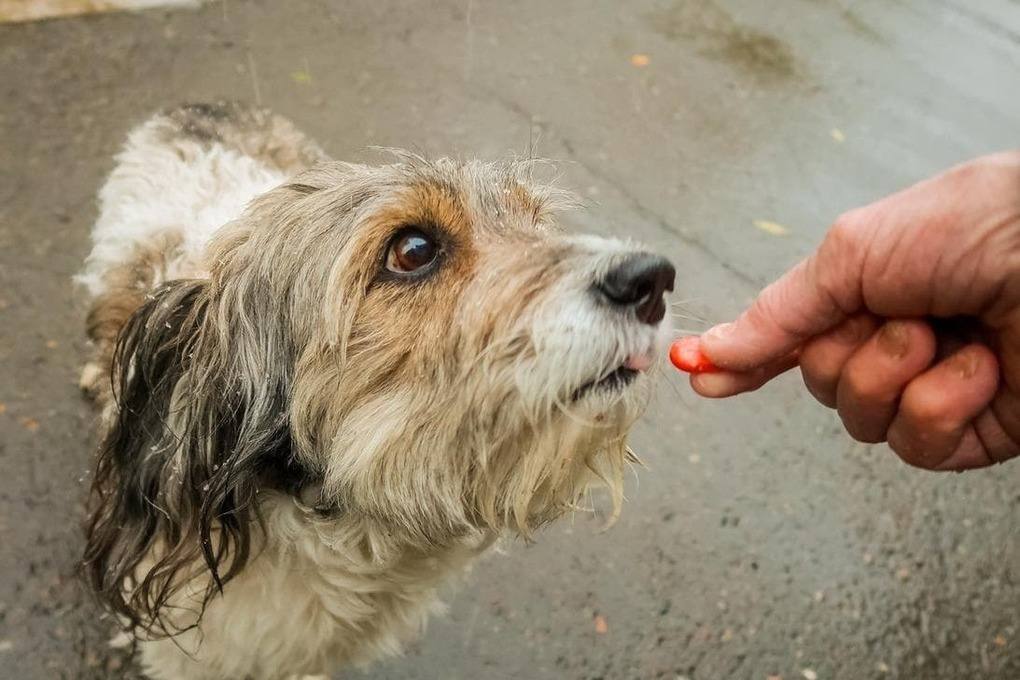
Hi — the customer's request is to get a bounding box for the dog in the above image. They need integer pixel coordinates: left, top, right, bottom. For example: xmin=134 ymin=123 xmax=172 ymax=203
xmin=77 ymin=102 xmax=675 ymax=679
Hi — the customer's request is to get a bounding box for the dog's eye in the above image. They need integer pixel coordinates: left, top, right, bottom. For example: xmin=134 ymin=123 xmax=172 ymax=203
xmin=385 ymin=229 xmax=439 ymax=274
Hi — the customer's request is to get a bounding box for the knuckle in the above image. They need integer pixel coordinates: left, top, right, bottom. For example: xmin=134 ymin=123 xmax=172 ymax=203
xmin=750 ymin=282 xmax=787 ymax=326
xmin=826 ymin=212 xmax=865 ymax=254
xmin=816 ymin=215 xmax=867 ymax=313
xmin=744 ymin=284 xmax=805 ymax=344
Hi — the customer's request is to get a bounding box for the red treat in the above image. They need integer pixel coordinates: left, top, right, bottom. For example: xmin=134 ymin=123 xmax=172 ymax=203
xmin=669 ymin=336 xmax=720 ymax=374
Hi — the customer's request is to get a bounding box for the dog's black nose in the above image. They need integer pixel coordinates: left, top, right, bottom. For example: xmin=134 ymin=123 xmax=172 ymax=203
xmin=596 ymin=253 xmax=676 ymax=324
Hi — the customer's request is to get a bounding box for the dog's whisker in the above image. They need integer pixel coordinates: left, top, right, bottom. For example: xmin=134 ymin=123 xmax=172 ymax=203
xmin=669 ymin=314 xmax=708 ymax=326
xmin=668 ymin=306 xmax=707 ymax=318
xmin=671 ymin=327 xmax=707 ymax=336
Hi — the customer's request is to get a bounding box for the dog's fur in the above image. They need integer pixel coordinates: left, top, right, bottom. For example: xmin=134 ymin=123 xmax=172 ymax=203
xmin=78 ymin=102 xmax=671 ymax=679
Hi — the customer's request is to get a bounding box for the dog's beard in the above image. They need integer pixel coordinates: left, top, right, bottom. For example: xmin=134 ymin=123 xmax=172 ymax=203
xmin=313 ymin=382 xmax=638 ymax=538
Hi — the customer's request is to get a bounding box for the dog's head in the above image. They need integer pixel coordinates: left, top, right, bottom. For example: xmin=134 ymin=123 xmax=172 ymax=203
xmin=85 ymin=154 xmax=673 ymax=629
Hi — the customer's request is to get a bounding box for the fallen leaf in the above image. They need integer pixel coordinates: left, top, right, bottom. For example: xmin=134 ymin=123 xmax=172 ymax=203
xmin=767 ymin=676 xmax=783 ymax=680
xmin=630 ymin=53 xmax=650 ymax=67
xmin=688 ymin=453 xmax=701 ymax=464
xmin=45 ymin=340 xmax=58 ymax=349
xmin=802 ymin=670 xmax=818 ymax=680
xmin=876 ymin=661 xmax=890 ymax=673
xmin=720 ymin=628 xmax=734 ymax=641
xmin=0 ymin=402 xmax=6 ymax=415
xmin=291 ymin=70 xmax=312 ymax=84
xmin=753 ymin=220 xmax=790 ymax=236
xmin=20 ymin=417 xmax=39 ymax=432
xmin=994 ymin=634 xmax=1007 ymax=647
xmin=830 ymin=128 xmax=846 ymax=143
xmin=594 ymin=614 xmax=608 ymax=634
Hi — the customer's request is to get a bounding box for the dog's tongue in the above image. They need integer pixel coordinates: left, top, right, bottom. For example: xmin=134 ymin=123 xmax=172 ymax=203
xmin=624 ymin=353 xmax=654 ymax=372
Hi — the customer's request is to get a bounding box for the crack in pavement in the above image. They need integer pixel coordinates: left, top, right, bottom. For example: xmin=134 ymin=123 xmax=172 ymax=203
xmin=464 ymin=83 xmax=763 ymax=291
xmin=555 ymin=135 xmax=762 ymax=289
xmin=932 ymin=0 xmax=1020 ymax=49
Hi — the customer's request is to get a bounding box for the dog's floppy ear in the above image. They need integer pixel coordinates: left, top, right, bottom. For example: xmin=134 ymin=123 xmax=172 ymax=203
xmin=82 ymin=277 xmax=305 ymax=635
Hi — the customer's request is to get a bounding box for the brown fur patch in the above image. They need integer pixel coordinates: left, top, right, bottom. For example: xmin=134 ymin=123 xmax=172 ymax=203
xmin=81 ymin=231 xmax=183 ymax=407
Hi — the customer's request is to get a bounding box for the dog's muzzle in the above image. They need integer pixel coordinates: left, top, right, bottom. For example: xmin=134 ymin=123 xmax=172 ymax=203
xmin=593 ymin=252 xmax=675 ymax=324
xmin=570 ymin=252 xmax=675 ymax=401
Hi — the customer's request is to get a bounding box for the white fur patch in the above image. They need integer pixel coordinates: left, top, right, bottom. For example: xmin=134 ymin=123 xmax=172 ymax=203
xmin=79 ymin=120 xmax=286 ymax=298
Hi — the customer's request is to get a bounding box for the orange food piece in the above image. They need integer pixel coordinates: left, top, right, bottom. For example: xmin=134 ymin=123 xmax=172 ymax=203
xmin=669 ymin=336 xmax=720 ymax=374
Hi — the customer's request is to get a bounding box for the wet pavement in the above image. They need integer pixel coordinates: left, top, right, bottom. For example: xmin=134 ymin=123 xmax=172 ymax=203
xmin=1 ymin=1 xmax=1019 ymax=678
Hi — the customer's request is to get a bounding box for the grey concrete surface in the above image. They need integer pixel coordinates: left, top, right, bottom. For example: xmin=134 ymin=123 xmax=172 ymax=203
xmin=1 ymin=1 xmax=1019 ymax=678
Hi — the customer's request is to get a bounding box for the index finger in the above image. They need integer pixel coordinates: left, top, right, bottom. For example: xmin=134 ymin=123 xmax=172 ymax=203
xmin=689 ymin=351 xmax=800 ymax=398
xmin=701 ymin=233 xmax=865 ymax=370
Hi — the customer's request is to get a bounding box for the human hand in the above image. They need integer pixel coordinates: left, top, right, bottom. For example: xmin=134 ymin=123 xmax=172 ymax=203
xmin=689 ymin=151 xmax=1020 ymax=471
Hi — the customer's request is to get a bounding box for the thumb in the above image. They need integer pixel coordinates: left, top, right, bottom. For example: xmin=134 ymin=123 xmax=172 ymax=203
xmin=701 ymin=232 xmax=865 ymax=370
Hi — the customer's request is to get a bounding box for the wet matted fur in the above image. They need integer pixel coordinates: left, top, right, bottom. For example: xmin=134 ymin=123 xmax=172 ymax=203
xmin=78 ymin=102 xmax=673 ymax=679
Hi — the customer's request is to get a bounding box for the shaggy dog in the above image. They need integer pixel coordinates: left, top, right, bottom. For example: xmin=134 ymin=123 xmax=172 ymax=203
xmin=78 ymin=102 xmax=675 ymax=679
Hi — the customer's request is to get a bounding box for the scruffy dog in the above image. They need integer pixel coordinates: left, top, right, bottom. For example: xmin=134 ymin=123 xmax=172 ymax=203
xmin=78 ymin=102 xmax=675 ymax=679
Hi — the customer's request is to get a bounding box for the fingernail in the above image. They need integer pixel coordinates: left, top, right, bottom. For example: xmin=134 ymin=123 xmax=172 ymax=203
xmin=947 ymin=348 xmax=979 ymax=379
xmin=703 ymin=322 xmax=735 ymax=343
xmin=877 ymin=321 xmax=910 ymax=358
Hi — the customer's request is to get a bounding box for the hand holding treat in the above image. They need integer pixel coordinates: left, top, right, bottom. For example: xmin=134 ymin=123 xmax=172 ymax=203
xmin=677 ymin=151 xmax=1020 ymax=472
